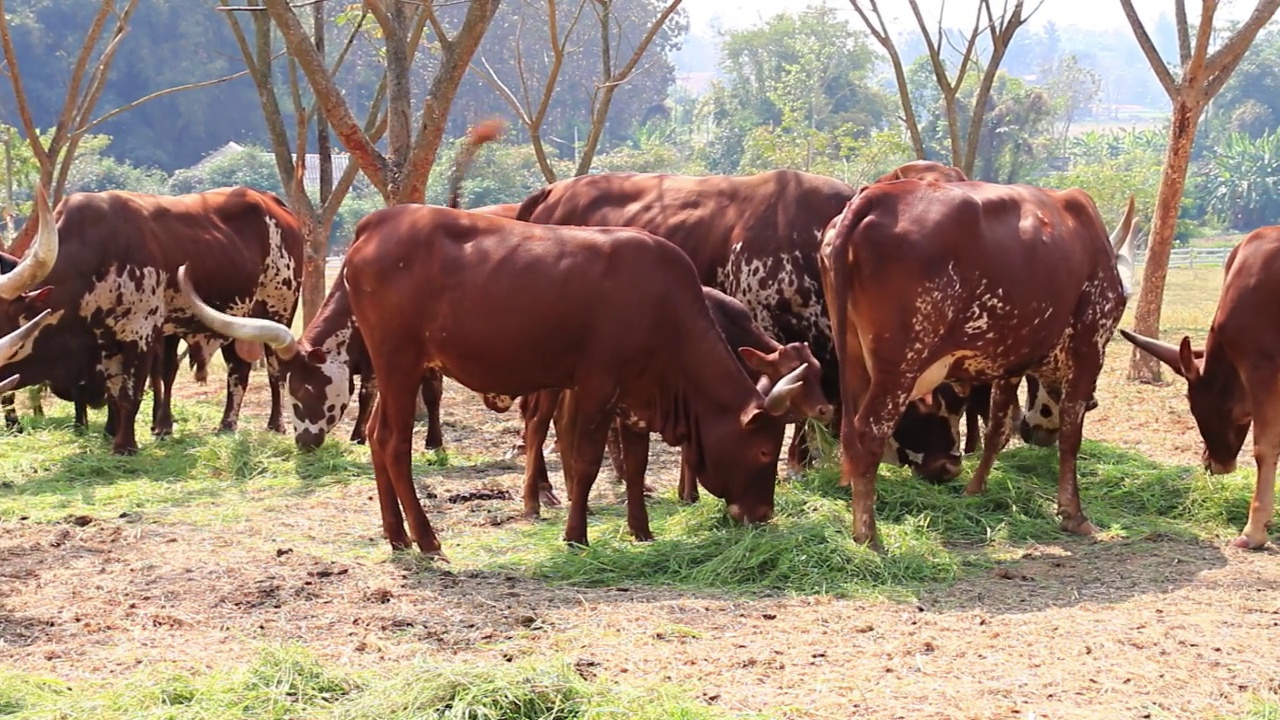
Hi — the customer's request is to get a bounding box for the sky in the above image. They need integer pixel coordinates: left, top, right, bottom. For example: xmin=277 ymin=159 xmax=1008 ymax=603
xmin=685 ymin=0 xmax=1261 ymax=34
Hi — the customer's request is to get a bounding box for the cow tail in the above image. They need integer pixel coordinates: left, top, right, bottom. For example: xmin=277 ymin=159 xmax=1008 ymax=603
xmin=445 ymin=119 xmax=504 ymax=210
xmin=515 ymin=186 xmax=550 ymax=223
xmin=824 ymin=195 xmax=874 ymax=401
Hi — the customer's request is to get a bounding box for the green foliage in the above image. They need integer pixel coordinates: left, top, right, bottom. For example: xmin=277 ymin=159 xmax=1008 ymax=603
xmin=425 ymin=139 xmax=557 ymax=209
xmin=453 ymin=435 xmax=1251 ymax=601
xmin=702 ymin=4 xmax=893 ymax=175
xmin=167 ymin=145 xmax=285 ymax=196
xmin=1212 ymin=29 xmax=1280 ymax=141
xmin=1201 ymin=130 xmax=1280 ymax=231
xmin=1043 ymin=128 xmax=1164 ymax=234
xmin=62 ymin=133 xmax=168 ymax=195
xmin=0 ymin=647 xmax=744 ymax=720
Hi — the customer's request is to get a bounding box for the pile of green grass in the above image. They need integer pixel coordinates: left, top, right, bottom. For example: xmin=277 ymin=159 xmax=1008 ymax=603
xmin=456 ymin=438 xmax=1255 ymax=600
xmin=0 ymin=645 xmax=754 ymax=720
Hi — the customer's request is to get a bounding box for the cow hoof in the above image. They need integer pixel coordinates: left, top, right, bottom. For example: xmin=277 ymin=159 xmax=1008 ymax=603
xmin=1060 ymin=516 xmax=1098 ymax=536
xmin=564 ymin=536 xmax=589 ymax=549
xmin=539 ymin=489 xmax=562 ymax=508
xmin=151 ymin=426 xmax=173 ymax=439
xmin=632 ymin=530 xmax=655 ymax=542
xmin=643 ymin=483 xmax=656 ymax=497
xmin=422 ymin=549 xmax=451 ymax=563
xmin=678 ymin=492 xmax=699 ymax=504
xmin=267 ymin=422 xmax=288 ymax=434
xmin=3 ymin=422 xmax=22 ymax=434
xmin=1229 ymin=534 xmax=1270 ymax=550
xmin=216 ymin=423 xmax=237 ymax=433
xmin=112 ymin=445 xmax=139 ymax=456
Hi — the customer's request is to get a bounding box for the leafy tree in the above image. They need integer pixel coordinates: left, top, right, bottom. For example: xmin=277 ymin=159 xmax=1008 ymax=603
xmin=1040 ymin=54 xmax=1101 ymax=151
xmin=1120 ymin=0 xmax=1280 ymax=383
xmin=167 ymin=144 xmax=284 ymax=195
xmin=1211 ymin=28 xmax=1280 ymax=139
xmin=1201 ymin=130 xmax=1280 ymax=230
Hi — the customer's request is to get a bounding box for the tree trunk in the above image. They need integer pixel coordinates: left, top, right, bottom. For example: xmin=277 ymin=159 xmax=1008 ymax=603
xmin=301 ymin=217 xmax=330 ymax=327
xmin=1127 ymin=95 xmax=1203 ymax=383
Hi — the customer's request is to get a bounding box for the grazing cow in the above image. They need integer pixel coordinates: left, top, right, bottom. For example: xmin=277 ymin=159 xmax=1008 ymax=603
xmin=518 ymin=287 xmax=832 ymax=527
xmin=1122 ymin=226 xmax=1280 ymax=549
xmin=0 ymin=186 xmax=303 ymax=454
xmin=819 ymin=179 xmax=1136 ymax=546
xmin=179 ymin=205 xmax=801 ymax=555
xmin=514 ymin=166 xmax=996 ymax=482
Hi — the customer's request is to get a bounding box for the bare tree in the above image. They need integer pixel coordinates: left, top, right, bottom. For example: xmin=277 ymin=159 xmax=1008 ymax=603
xmin=475 ymin=0 xmax=682 ymax=182
xmin=218 ymin=0 xmax=381 ymax=325
xmin=848 ymin=0 xmax=1037 ymax=176
xmin=262 ymin=0 xmax=500 ymax=206
xmin=0 ymin=0 xmax=250 ymax=253
xmin=1121 ymin=0 xmax=1280 ymax=383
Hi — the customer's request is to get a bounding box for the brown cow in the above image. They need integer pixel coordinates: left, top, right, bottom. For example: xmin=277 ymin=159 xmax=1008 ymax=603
xmin=873 ymin=160 xmax=970 ymax=184
xmin=819 ymin=180 xmax=1135 ymax=546
xmin=514 ymin=167 xmax=1001 ymax=482
xmin=1122 ymin=226 xmax=1280 ymax=549
xmin=518 ymin=287 xmax=832 ymax=531
xmin=179 ymin=208 xmax=801 ymax=555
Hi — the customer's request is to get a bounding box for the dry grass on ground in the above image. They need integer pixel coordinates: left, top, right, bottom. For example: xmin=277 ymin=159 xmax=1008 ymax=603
xmin=1 ymin=266 xmax=1278 ymax=720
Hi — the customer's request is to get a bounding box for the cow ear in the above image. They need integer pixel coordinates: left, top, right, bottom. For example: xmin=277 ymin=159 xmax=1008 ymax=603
xmin=19 ymin=286 xmax=53 ymax=309
xmin=304 ymin=346 xmax=328 ymax=365
xmin=1178 ymin=336 xmax=1202 ymax=382
xmin=738 ymin=346 xmax=775 ymax=375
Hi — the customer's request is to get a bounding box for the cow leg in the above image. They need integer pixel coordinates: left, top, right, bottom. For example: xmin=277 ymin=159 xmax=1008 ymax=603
xmin=2 ymin=392 xmax=18 ymax=432
xmin=151 ymin=335 xmax=180 ymax=438
xmin=605 ymin=421 xmax=625 ymax=482
xmin=1234 ymin=366 xmax=1278 ymax=549
xmin=349 ymin=372 xmax=376 ymax=444
xmin=108 ymin=350 xmax=151 ymax=456
xmin=370 ymin=372 xmax=441 ymax=556
xmin=366 ymin=408 xmax=410 ymax=551
xmin=963 ymin=405 xmax=981 ymax=454
xmin=786 ymin=421 xmax=810 ymax=477
xmin=1052 ymin=388 xmax=1097 ymax=536
xmin=616 ymin=423 xmax=654 ymax=541
xmin=217 ymin=345 xmax=252 ymax=432
xmin=561 ymin=384 xmax=615 ymax=547
xmin=264 ymin=350 xmax=287 ymax=434
xmin=421 ymin=369 xmax=444 ymax=450
xmin=843 ymin=376 xmax=913 ymax=549
xmin=963 ymin=378 xmax=1020 ymax=496
xmin=678 ymin=444 xmax=700 ymax=503
xmin=521 ymin=390 xmax=561 ymax=518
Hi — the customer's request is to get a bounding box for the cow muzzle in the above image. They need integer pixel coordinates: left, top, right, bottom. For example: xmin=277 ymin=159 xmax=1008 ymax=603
xmin=917 ymin=452 xmax=964 ymax=483
xmin=1019 ymin=418 xmax=1059 ymax=447
xmin=1204 ymin=451 xmax=1236 ymax=476
xmin=727 ymin=503 xmax=773 ymax=525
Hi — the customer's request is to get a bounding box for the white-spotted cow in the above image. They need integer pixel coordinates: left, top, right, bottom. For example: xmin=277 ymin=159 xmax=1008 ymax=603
xmin=819 ymin=179 xmax=1136 ymax=547
xmin=0 ymin=186 xmax=303 ymax=454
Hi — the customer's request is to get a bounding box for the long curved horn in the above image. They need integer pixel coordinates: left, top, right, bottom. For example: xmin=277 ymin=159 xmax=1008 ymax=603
xmin=762 ymin=364 xmax=807 ymax=416
xmin=176 ymin=264 xmax=299 ymax=360
xmin=1109 ymin=194 xmax=1136 ymax=255
xmin=1119 ymin=329 xmax=1190 ymax=378
xmin=0 ymin=308 xmax=55 ymax=366
xmin=0 ymin=374 xmax=20 ymax=395
xmin=0 ymin=186 xmax=59 ymax=301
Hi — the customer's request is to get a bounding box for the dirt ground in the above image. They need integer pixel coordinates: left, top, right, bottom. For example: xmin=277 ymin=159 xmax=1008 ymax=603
xmin=2 ymin=331 xmax=1278 ymax=719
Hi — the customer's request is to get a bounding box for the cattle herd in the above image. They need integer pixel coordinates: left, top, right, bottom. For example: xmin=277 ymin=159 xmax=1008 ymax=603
xmin=0 ymin=123 xmax=1275 ymax=562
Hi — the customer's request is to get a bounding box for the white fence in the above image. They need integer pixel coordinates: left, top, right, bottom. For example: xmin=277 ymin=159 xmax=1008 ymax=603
xmin=1133 ymin=246 xmax=1232 ymax=269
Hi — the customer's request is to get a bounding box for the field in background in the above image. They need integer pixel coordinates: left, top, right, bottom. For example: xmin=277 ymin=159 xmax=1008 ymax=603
xmin=1 ymin=266 xmax=1278 ymax=720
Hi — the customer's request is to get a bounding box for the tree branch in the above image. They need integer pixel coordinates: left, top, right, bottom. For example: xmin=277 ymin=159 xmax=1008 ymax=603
xmin=1119 ymin=0 xmax=1178 ymax=98
xmin=1202 ymin=0 xmax=1280 ymax=80
xmin=0 ymin=0 xmax=49 ymax=168
xmin=77 ymin=65 xmax=262 ymax=138
xmin=849 ymin=0 xmax=925 ymax=158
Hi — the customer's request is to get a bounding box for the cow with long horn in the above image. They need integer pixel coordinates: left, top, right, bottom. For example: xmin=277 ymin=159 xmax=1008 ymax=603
xmin=820 ymin=180 xmax=1137 ymax=548
xmin=1122 ymin=224 xmax=1280 ymax=550
xmin=0 ymin=183 xmax=304 ymax=454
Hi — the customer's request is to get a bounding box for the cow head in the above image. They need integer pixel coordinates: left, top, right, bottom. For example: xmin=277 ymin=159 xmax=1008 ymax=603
xmin=0 ymin=187 xmax=60 ymax=324
xmin=884 ymin=383 xmax=968 ymax=482
xmin=695 ymin=365 xmax=807 ymax=525
xmin=0 ymin=309 xmax=58 ymax=387
xmin=1017 ymin=376 xmax=1101 ymax=446
xmin=738 ymin=342 xmax=833 ymax=422
xmin=176 ymin=264 xmax=351 ymax=450
xmin=874 ymin=161 xmax=969 ymax=184
xmin=1121 ymin=330 xmax=1241 ymax=474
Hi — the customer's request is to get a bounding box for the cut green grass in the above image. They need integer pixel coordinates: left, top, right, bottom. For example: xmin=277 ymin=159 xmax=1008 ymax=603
xmin=0 ymin=645 xmax=756 ymax=720
xmin=1221 ymin=698 xmax=1280 ymax=720
xmin=451 ymin=438 xmax=1255 ymax=601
